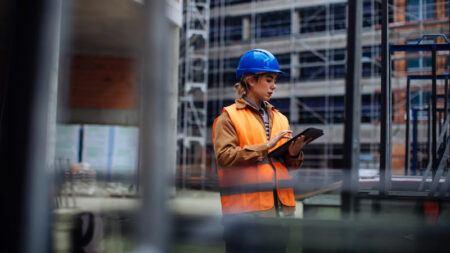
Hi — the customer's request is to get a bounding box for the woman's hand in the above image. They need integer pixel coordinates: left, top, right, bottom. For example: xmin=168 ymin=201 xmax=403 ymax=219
xmin=288 ymin=135 xmax=312 ymax=157
xmin=266 ymin=130 xmax=292 ymax=150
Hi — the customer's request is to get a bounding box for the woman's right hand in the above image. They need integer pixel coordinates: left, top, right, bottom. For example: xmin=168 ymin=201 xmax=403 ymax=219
xmin=266 ymin=130 xmax=293 ymax=150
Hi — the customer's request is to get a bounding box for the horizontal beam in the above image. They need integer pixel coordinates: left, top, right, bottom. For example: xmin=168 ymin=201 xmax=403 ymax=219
xmin=408 ymin=74 xmax=449 ymax=80
xmin=390 ymin=43 xmax=450 ymax=52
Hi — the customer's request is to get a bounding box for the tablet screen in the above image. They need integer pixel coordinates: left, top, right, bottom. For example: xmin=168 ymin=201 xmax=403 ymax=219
xmin=268 ymin=127 xmax=323 ymax=158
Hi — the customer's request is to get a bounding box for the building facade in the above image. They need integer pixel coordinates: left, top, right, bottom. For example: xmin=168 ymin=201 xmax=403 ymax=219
xmin=178 ymin=0 xmax=449 ymax=187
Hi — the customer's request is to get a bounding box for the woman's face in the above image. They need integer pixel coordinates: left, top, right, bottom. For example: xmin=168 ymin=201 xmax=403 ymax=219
xmin=247 ymin=73 xmax=278 ymax=103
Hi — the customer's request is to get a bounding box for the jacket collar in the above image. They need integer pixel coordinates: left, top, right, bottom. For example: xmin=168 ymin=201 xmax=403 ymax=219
xmin=235 ymin=96 xmax=274 ymax=111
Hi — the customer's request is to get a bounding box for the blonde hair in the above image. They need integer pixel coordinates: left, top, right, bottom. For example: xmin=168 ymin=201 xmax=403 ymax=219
xmin=234 ymin=73 xmax=262 ymax=98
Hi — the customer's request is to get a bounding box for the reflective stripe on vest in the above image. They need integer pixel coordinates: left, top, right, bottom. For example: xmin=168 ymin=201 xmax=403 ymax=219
xmin=213 ymin=104 xmax=296 ymax=214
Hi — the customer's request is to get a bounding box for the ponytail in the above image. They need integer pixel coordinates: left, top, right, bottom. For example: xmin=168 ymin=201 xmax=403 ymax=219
xmin=234 ymin=81 xmax=246 ymax=98
xmin=234 ymin=73 xmax=259 ymax=98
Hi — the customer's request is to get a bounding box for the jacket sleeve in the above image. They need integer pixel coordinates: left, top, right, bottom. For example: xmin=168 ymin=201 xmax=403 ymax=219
xmin=213 ymin=112 xmax=269 ymax=168
xmin=284 ymin=151 xmax=304 ymax=170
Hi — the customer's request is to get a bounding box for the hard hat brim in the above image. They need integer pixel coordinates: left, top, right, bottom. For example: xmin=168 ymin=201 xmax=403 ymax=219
xmin=236 ymin=68 xmax=286 ymax=80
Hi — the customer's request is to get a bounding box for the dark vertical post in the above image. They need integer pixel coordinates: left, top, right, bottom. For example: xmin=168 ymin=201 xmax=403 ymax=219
xmin=342 ymin=0 xmax=362 ymax=214
xmin=138 ymin=0 xmax=171 ymax=252
xmin=428 ymin=100 xmax=432 ymax=172
xmin=446 ymin=77 xmax=449 ymax=170
xmin=405 ymin=77 xmax=411 ymax=176
xmin=380 ymin=0 xmax=392 ymax=194
xmin=412 ymin=108 xmax=418 ymax=175
xmin=431 ymin=47 xmax=437 ymax=176
xmin=445 ymin=77 xmax=449 ymax=140
xmin=0 ymin=1 xmax=64 ymax=252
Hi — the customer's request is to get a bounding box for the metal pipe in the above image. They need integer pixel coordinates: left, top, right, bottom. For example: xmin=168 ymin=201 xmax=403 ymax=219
xmin=380 ymin=0 xmax=391 ymax=194
xmin=137 ymin=0 xmax=171 ymax=251
xmin=405 ymin=77 xmax=411 ymax=176
xmin=431 ymin=47 xmax=437 ymax=177
xmin=412 ymin=108 xmax=418 ymax=175
xmin=428 ymin=100 xmax=432 ymax=176
xmin=342 ymin=0 xmax=362 ymax=214
xmin=445 ymin=77 xmax=449 ymax=141
xmin=446 ymin=77 xmax=449 ymax=168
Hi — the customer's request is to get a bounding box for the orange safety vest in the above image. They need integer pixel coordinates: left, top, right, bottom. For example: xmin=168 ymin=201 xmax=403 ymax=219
xmin=213 ymin=104 xmax=296 ymax=214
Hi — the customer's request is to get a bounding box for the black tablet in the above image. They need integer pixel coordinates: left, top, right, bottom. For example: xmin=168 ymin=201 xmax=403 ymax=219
xmin=268 ymin=127 xmax=324 ymax=158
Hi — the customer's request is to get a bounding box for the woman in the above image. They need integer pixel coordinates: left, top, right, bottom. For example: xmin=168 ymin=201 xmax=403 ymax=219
xmin=213 ymin=49 xmax=309 ymax=252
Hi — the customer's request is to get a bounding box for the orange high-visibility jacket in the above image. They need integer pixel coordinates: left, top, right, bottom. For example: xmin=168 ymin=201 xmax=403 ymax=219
xmin=213 ymin=104 xmax=296 ymax=214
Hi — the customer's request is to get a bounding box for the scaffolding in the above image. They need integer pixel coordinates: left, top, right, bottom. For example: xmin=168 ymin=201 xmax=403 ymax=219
xmin=178 ymin=0 xmax=210 ymax=188
xmin=207 ymin=0 xmax=388 ymax=171
xmin=174 ymin=0 xmax=449 ymax=188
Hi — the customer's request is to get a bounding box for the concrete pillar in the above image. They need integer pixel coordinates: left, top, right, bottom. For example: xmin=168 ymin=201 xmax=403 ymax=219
xmin=291 ymin=9 xmax=300 ymax=34
xmin=242 ymin=16 xmax=251 ymax=40
xmin=168 ymin=24 xmax=179 ymax=194
xmin=138 ymin=0 xmax=171 ymax=251
xmin=166 ymin=0 xmax=182 ymax=193
xmin=290 ymin=97 xmax=300 ymax=124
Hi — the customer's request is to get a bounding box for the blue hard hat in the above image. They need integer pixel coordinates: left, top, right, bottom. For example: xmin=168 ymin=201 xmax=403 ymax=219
xmin=236 ymin=49 xmax=284 ymax=79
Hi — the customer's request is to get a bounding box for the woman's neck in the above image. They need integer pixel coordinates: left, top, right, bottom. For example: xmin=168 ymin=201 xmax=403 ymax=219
xmin=245 ymin=93 xmax=262 ymax=108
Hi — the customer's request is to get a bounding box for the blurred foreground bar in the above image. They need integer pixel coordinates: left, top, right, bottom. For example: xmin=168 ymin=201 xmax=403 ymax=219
xmin=0 ymin=0 xmax=65 ymax=252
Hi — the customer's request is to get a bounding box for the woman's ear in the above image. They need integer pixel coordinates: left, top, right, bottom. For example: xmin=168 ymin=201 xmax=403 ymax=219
xmin=247 ymin=77 xmax=256 ymax=87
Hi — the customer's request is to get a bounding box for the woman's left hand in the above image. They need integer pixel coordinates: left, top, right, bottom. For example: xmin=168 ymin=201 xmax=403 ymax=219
xmin=288 ymin=135 xmax=311 ymax=157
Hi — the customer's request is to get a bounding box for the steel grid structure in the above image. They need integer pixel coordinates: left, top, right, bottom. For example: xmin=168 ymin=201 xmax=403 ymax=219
xmin=206 ymin=0 xmax=448 ymax=172
xmin=208 ymin=0 xmax=388 ymax=171
xmin=178 ymin=0 xmax=210 ymax=188
xmin=176 ymin=0 xmax=449 ymax=188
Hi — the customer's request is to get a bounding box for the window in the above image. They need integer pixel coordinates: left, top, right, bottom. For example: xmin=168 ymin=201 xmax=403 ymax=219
xmin=406 ymin=57 xmax=432 ymax=72
xmin=274 ymin=53 xmax=291 ymax=83
xmin=209 ymin=18 xmax=219 ymax=44
xmin=329 ymin=48 xmax=346 ymax=79
xmin=207 ymin=57 xmax=240 ymax=88
xmin=208 ymin=71 xmax=231 ymax=89
xmin=362 ymin=94 xmax=381 ymax=123
xmin=210 ymin=0 xmax=252 ymax=8
xmin=270 ymin=98 xmax=291 ymax=119
xmin=225 ymin=16 xmax=243 ymax=43
xmin=299 ymin=50 xmax=326 ymax=64
xmin=406 ymin=0 xmax=436 ymax=21
xmin=329 ymin=96 xmax=344 ymax=123
xmin=299 ymin=49 xmax=346 ymax=80
xmin=256 ymin=11 xmax=291 ymax=39
xmin=298 ymin=45 xmax=381 ymax=80
xmin=300 ymin=6 xmax=326 ymax=34
xmin=207 ymin=99 xmax=235 ymax=127
xmin=362 ymin=45 xmax=381 ymax=77
xmin=362 ymin=0 xmax=385 ymax=27
xmin=299 ymin=50 xmax=326 ymax=80
xmin=297 ymin=96 xmax=345 ymax=124
xmin=362 ymin=0 xmax=394 ymax=27
xmin=331 ymin=3 xmax=346 ymax=31
xmin=297 ymin=94 xmax=381 ymax=124
xmin=299 ymin=49 xmax=334 ymax=80
xmin=410 ymin=90 xmax=430 ymax=108
xmin=224 ymin=57 xmax=240 ymax=69
xmin=298 ymin=96 xmax=327 ymax=124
